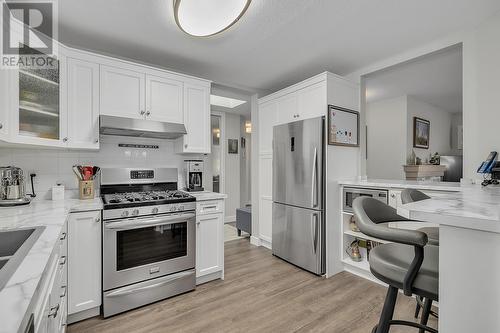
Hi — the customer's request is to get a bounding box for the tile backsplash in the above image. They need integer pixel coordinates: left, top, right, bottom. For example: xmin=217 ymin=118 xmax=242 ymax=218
xmin=0 ymin=136 xmax=206 ymax=199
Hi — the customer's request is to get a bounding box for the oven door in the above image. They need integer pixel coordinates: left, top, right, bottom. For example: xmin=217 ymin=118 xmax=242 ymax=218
xmin=103 ymin=211 xmax=196 ymax=291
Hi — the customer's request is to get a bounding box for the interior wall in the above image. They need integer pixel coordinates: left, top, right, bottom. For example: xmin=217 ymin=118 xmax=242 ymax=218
xmin=0 ymin=136 xmax=206 ymax=199
xmin=366 ymin=96 xmax=407 ymax=179
xmin=406 ymin=96 xmax=453 ymax=161
xmin=450 ymin=112 xmax=463 ymax=155
xmin=224 ymin=113 xmax=242 ymax=222
xmin=240 ymin=116 xmax=251 ymax=207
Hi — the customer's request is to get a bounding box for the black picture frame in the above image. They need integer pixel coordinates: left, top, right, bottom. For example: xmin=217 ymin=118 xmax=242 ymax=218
xmin=413 ymin=117 xmax=430 ymax=149
xmin=228 ymin=139 xmax=238 ymax=154
xmin=327 ymin=105 xmax=360 ymax=147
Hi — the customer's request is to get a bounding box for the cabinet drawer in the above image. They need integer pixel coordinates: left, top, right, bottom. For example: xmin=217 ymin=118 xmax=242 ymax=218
xmin=197 ymin=200 xmax=223 ymax=216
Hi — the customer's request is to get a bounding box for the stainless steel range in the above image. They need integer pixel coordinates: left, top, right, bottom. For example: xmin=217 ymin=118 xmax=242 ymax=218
xmin=100 ymin=168 xmax=196 ymax=317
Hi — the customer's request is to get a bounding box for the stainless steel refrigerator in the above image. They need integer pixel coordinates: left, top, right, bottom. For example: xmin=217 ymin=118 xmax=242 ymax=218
xmin=272 ymin=116 xmax=325 ymax=275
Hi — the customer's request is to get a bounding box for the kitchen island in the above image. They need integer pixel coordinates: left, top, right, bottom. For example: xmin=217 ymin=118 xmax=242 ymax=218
xmin=397 ymin=186 xmax=500 ymax=333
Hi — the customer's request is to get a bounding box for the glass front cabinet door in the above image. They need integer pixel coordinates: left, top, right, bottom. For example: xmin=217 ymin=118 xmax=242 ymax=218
xmin=11 ymin=46 xmax=67 ymax=147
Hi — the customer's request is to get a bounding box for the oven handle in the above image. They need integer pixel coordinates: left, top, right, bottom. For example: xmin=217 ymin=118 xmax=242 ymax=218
xmin=105 ymin=270 xmax=195 ymax=298
xmin=104 ymin=212 xmax=195 ymax=230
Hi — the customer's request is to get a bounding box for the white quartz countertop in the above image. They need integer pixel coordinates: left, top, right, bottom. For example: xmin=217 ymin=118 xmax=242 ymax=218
xmin=0 ymin=196 xmax=102 ymax=333
xmin=339 ymin=178 xmax=463 ymax=192
xmin=183 ymin=191 xmax=227 ymax=201
xmin=397 ymin=186 xmax=500 ymax=233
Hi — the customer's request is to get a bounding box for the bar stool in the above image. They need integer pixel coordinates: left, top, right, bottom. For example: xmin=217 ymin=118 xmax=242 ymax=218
xmin=353 ymin=197 xmax=438 ymax=333
xmin=401 ymin=189 xmax=439 ymax=319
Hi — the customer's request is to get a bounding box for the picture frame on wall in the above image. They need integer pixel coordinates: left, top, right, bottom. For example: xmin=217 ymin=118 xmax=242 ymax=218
xmin=327 ymin=105 xmax=359 ymax=147
xmin=228 ymin=139 xmax=238 ymax=154
xmin=413 ymin=117 xmax=430 ymax=149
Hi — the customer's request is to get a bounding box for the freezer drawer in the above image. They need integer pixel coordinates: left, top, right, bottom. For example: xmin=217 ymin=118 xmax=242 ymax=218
xmin=273 ymin=117 xmax=324 ymax=210
xmin=272 ymin=202 xmax=325 ymax=275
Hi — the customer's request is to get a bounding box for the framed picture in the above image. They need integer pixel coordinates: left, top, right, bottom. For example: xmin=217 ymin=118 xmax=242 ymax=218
xmin=328 ymin=105 xmax=359 ymax=147
xmin=241 ymin=137 xmax=246 ymax=149
xmin=228 ymin=139 xmax=238 ymax=154
xmin=413 ymin=117 xmax=430 ymax=149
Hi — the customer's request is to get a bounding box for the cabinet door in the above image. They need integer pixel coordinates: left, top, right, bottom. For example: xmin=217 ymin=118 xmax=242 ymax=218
xmin=178 ymin=83 xmax=210 ymax=153
xmin=67 ymin=58 xmax=99 ymax=149
xmin=100 ymin=65 xmax=145 ymax=119
xmin=258 ymin=101 xmax=277 ymax=154
xmin=0 ymin=68 xmax=9 ymax=140
xmin=68 ymin=211 xmax=102 ymax=315
xmin=146 ymin=74 xmax=183 ymax=124
xmin=276 ymin=92 xmax=298 ymax=125
xmin=297 ymin=81 xmax=326 ymax=120
xmin=196 ymin=213 xmax=223 ymax=277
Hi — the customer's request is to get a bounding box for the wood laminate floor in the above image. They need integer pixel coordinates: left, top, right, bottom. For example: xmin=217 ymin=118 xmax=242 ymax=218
xmin=69 ymin=239 xmax=437 ymax=333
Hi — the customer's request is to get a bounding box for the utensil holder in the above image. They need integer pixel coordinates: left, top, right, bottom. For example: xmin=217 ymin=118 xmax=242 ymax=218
xmin=79 ymin=180 xmax=94 ymax=200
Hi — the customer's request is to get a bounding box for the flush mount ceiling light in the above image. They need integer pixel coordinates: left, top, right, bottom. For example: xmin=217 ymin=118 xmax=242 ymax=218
xmin=174 ymin=0 xmax=251 ymax=37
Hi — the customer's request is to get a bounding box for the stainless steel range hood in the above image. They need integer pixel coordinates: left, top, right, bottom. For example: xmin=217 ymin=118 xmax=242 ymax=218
xmin=99 ymin=115 xmax=187 ymax=139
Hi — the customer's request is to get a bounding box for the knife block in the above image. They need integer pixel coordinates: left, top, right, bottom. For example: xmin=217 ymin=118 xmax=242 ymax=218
xmin=79 ymin=180 xmax=94 ymax=200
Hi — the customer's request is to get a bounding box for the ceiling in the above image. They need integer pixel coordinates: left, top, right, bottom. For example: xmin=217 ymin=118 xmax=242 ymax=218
xmin=364 ymin=45 xmax=463 ymax=113
xmin=211 ymin=84 xmax=251 ymax=117
xmin=58 ymin=0 xmax=500 ymax=95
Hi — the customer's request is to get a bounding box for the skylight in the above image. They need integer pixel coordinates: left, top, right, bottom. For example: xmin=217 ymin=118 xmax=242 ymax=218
xmin=210 ymin=95 xmax=247 ymax=108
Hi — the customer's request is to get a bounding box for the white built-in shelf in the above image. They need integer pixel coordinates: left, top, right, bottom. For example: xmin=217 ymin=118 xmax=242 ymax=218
xmin=20 ymin=70 xmax=59 ymax=86
xmin=20 ymin=105 xmax=59 ymax=118
xmin=343 ymin=230 xmax=390 ymax=244
xmin=341 ymin=257 xmax=370 ymax=272
xmin=342 ymin=211 xmax=354 ymax=216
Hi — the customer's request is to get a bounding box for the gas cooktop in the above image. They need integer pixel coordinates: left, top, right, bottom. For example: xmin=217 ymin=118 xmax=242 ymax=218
xmin=102 ymin=190 xmax=195 ymax=208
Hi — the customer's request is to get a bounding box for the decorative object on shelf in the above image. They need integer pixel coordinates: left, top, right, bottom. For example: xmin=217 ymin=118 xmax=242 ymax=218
xmin=173 ymin=0 xmax=252 ymax=37
xmin=429 ymin=152 xmax=441 ymax=165
xmin=345 ymin=240 xmax=362 ymax=262
xmin=228 ymin=139 xmax=238 ymax=154
xmin=413 ymin=117 xmax=430 ymax=149
xmin=349 ymin=215 xmax=360 ymax=232
xmin=328 ymin=105 xmax=359 ymax=147
xmin=407 ymin=149 xmax=417 ymax=165
xmin=416 ymin=157 xmax=422 ymax=165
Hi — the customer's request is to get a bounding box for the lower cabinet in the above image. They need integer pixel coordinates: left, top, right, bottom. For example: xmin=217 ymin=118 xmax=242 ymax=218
xmin=67 ymin=211 xmax=102 ymax=319
xmin=196 ymin=200 xmax=224 ymax=284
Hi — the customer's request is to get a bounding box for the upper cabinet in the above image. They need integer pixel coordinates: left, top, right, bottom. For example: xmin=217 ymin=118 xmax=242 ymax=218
xmin=175 ymin=82 xmax=211 ymax=154
xmin=100 ymin=65 xmax=146 ymax=120
xmin=146 ymin=74 xmax=183 ymax=124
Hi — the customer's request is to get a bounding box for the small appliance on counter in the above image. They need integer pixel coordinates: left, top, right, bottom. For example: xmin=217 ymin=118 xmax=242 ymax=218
xmin=0 ymin=166 xmax=36 ymax=207
xmin=184 ymin=160 xmax=204 ymax=192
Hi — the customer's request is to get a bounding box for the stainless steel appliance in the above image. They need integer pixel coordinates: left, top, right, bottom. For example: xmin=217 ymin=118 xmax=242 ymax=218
xmin=272 ymin=116 xmax=325 ymax=275
xmin=184 ymin=160 xmax=204 ymax=192
xmin=99 ymin=115 xmax=187 ymax=139
xmin=0 ymin=166 xmax=32 ymax=206
xmin=440 ymin=155 xmax=463 ymax=182
xmin=342 ymin=187 xmax=388 ymax=213
xmin=100 ymin=168 xmax=196 ymax=317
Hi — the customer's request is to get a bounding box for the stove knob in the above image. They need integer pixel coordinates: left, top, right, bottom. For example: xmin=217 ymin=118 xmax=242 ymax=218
xmin=179 ymin=206 xmax=184 ymax=211
xmin=152 ymin=207 xmax=159 ymax=214
xmin=132 ymin=209 xmax=139 ymax=216
xmin=170 ymin=206 xmax=176 ymax=212
xmin=121 ymin=211 xmax=129 ymax=218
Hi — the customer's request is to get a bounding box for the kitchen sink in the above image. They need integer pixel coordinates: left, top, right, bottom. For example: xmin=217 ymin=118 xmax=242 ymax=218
xmin=0 ymin=227 xmax=45 ymax=291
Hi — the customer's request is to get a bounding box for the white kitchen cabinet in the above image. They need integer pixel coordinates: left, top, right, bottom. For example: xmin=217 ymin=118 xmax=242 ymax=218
xmin=195 ymin=198 xmax=224 ymax=284
xmin=67 ymin=211 xmax=102 ymax=316
xmin=145 ymin=74 xmax=183 ymax=124
xmin=276 ymin=92 xmax=298 ymax=125
xmin=100 ymin=64 xmax=145 ymax=119
xmin=0 ymin=68 xmax=9 ymax=140
xmin=175 ymin=83 xmax=211 ymax=154
xmin=297 ymin=81 xmax=327 ymax=120
xmin=258 ymin=101 xmax=277 ymax=154
xmin=67 ymin=58 xmax=100 ymax=149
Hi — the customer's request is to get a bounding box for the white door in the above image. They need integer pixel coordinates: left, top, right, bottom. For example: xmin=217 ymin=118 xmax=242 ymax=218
xmin=100 ymin=65 xmax=145 ymax=119
xmin=276 ymin=92 xmax=298 ymax=125
xmin=182 ymin=83 xmax=210 ymax=153
xmin=258 ymin=101 xmax=277 ymax=154
xmin=297 ymin=81 xmax=327 ymax=120
xmin=68 ymin=211 xmax=102 ymax=315
xmin=196 ymin=213 xmax=223 ymax=277
xmin=67 ymin=58 xmax=99 ymax=149
xmin=145 ymin=74 xmax=183 ymax=124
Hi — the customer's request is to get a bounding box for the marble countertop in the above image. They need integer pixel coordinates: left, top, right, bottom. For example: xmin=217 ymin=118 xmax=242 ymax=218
xmin=339 ymin=178 xmax=463 ymax=192
xmin=397 ymin=186 xmax=500 ymax=233
xmin=0 ymin=196 xmax=102 ymax=333
xmin=183 ymin=191 xmax=227 ymax=201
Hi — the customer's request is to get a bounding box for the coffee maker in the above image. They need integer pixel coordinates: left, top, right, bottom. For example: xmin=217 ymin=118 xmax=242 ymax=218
xmin=0 ymin=166 xmax=33 ymax=206
xmin=184 ymin=160 xmax=204 ymax=192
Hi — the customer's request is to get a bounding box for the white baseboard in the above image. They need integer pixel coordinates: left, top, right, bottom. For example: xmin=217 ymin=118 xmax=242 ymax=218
xmin=250 ymin=235 xmax=261 ymax=246
xmin=196 ymin=271 xmax=223 ymax=285
xmin=67 ymin=306 xmax=100 ymax=324
xmin=260 ymin=237 xmax=272 ymax=250
xmin=250 ymin=235 xmax=272 ymax=249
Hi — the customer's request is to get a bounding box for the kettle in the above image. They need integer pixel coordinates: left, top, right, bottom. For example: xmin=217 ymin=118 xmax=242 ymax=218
xmin=0 ymin=166 xmax=33 ymax=206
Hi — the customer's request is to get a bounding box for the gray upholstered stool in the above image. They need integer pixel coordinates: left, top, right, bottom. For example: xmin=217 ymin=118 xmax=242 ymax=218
xmin=353 ymin=197 xmax=438 ymax=333
xmin=400 ymin=189 xmax=439 ymax=246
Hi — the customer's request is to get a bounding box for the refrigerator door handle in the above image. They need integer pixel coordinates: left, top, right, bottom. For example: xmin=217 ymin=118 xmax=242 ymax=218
xmin=311 ymin=147 xmax=318 ymax=208
xmin=311 ymin=213 xmax=318 ymax=254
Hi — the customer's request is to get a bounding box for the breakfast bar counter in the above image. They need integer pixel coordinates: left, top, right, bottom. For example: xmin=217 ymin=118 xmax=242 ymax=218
xmin=397 ymin=186 xmax=500 ymax=333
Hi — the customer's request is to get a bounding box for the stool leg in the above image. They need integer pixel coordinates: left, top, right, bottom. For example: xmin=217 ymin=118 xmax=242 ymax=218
xmin=237 ymin=229 xmax=241 ymax=236
xmin=419 ymin=298 xmax=433 ymax=333
xmin=414 ymin=298 xmax=421 ymax=318
xmin=377 ymin=286 xmax=398 ymax=333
